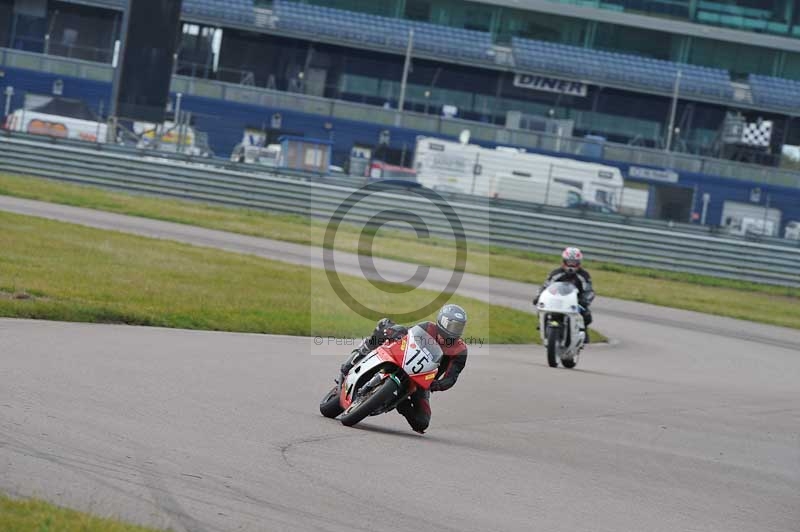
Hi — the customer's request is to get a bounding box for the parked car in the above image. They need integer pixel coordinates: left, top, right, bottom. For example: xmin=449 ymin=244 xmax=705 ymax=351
xmin=567 ymin=200 xmax=617 ymax=214
xmin=785 ymin=221 xmax=800 ymax=240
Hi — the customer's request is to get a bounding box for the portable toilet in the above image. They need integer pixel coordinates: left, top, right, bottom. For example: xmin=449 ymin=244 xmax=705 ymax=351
xmin=580 ymin=135 xmax=606 ymax=159
xmin=278 ymin=136 xmax=333 ymax=174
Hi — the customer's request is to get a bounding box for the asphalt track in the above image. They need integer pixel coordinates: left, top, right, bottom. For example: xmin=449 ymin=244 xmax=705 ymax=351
xmin=1 ymin=196 xmax=799 ymax=531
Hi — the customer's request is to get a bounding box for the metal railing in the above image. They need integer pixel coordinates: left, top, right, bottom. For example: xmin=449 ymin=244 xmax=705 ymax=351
xmin=174 ymin=61 xmax=257 ymax=86
xmin=2 ymin=128 xmax=796 ymax=245
xmin=0 ymin=134 xmax=798 ymax=287
xmin=3 ymin=46 xmax=800 ymax=190
xmin=0 ymin=47 xmax=113 ymax=83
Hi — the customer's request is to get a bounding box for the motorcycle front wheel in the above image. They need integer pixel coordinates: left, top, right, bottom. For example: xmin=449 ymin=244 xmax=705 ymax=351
xmin=340 ymin=377 xmax=399 ymax=427
xmin=320 ymin=385 xmax=344 ymax=418
xmin=547 ymin=329 xmax=560 ymax=368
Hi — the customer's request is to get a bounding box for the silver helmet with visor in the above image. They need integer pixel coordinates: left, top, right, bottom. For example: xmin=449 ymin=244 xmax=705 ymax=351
xmin=436 ymin=304 xmax=467 ymax=340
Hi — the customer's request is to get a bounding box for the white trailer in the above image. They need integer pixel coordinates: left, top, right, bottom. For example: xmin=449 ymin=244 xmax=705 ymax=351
xmin=489 ymin=171 xmax=583 ymax=207
xmin=413 ymin=136 xmax=624 ymax=209
xmin=721 ymin=201 xmax=782 ymax=237
xmin=785 ymin=221 xmax=800 ymax=240
xmin=134 ymin=120 xmax=211 ymax=158
xmin=3 ymin=109 xmax=107 ymax=143
xmin=230 ymin=128 xmax=282 ymax=168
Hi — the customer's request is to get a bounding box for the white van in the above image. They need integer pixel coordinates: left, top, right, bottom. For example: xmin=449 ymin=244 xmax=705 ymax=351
xmin=413 ymin=136 xmax=624 ymax=209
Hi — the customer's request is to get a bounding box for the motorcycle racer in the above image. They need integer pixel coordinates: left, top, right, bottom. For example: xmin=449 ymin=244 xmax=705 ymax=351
xmin=534 ymin=247 xmax=595 ymax=341
xmin=338 ymin=304 xmax=468 ymax=434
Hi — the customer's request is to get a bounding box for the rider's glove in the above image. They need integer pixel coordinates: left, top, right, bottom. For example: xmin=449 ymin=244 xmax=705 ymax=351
xmin=429 ymin=380 xmax=443 ymax=392
xmin=384 ymin=325 xmax=407 ymax=340
xmin=377 ymin=318 xmax=394 ymax=331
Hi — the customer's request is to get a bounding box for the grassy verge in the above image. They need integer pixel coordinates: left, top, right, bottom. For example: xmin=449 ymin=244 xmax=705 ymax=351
xmin=1 ymin=210 xmax=597 ymax=343
xmin=0 ymin=495 xmax=166 ymax=532
xmin=1 ymin=173 xmax=798 ymax=329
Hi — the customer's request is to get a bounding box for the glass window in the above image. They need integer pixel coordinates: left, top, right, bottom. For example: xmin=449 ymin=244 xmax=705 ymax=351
xmin=404 ymin=0 xmax=431 ymax=21
xmin=306 ymin=0 xmax=398 ymax=17
xmin=497 ymin=9 xmax=587 ymax=45
xmin=339 ymin=74 xmax=380 ymax=97
xmin=474 ymin=94 xmax=498 ymax=114
xmin=541 ymin=0 xmax=794 ymax=26
xmin=782 ymin=52 xmax=800 ymax=81
xmin=601 ymin=0 xmax=690 ymax=19
xmin=695 ymin=0 xmax=786 ymax=20
xmin=379 ymin=79 xmax=399 ymax=100
xmin=689 ymin=38 xmax=779 ymax=77
xmin=430 ymin=0 xmax=495 ymax=32
xmin=0 ymin=0 xmax=13 ymax=48
xmin=593 ymin=23 xmax=678 ymax=60
xmin=430 ymin=86 xmax=473 ymax=110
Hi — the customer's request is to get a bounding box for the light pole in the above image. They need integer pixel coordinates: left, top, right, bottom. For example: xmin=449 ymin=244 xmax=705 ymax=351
xmin=44 ymin=10 xmax=58 ymax=56
xmin=3 ymin=86 xmax=14 ymax=117
xmin=700 ymin=193 xmax=710 ymax=225
xmin=396 ymin=28 xmax=414 ymax=126
xmin=108 ymin=0 xmax=131 ymax=143
xmin=665 ymin=69 xmax=682 ymax=152
xmin=762 ymin=193 xmax=771 ymax=236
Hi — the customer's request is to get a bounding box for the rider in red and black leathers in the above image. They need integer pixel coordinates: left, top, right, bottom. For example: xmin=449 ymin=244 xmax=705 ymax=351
xmin=340 ymin=306 xmax=468 ymax=434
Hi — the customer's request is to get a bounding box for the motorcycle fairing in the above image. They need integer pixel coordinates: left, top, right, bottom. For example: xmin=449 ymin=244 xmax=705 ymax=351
xmin=339 ymin=347 xmax=396 ymax=409
xmin=338 ymin=326 xmax=443 ymax=410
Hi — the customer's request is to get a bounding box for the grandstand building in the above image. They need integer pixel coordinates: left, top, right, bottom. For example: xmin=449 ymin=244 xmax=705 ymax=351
xmin=2 ymin=0 xmax=800 ymax=229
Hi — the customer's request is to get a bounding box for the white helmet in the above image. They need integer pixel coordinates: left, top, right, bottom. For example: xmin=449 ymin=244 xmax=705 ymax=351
xmin=561 ymin=247 xmax=583 ymax=273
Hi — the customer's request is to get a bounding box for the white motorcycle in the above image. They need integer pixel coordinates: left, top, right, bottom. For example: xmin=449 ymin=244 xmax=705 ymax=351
xmin=535 ymin=282 xmax=586 ymax=369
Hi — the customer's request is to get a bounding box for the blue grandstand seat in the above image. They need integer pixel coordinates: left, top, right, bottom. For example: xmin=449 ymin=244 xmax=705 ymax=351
xmin=272 ymin=0 xmax=493 ymax=62
xmin=57 ymin=0 xmax=124 ymax=6
xmin=749 ymin=75 xmax=800 ymax=109
xmin=183 ymin=0 xmax=255 ymax=24
xmin=59 ymin=0 xmax=256 ymax=23
xmin=511 ymin=36 xmax=734 ymax=100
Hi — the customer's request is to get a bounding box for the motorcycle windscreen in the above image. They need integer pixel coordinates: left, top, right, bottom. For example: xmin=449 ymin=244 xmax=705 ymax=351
xmin=401 ymin=325 xmax=443 ymax=376
xmin=548 ymin=282 xmax=578 ymax=296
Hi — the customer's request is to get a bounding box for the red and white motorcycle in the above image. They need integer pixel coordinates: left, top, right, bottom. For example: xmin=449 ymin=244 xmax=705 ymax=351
xmin=319 ymin=325 xmax=443 ymax=427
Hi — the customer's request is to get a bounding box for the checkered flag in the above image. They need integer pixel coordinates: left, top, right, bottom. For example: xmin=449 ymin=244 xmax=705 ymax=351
xmin=740 ymin=120 xmax=773 ymax=147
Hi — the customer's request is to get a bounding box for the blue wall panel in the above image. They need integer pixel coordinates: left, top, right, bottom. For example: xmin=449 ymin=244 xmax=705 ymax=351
xmin=2 ymin=67 xmax=111 ymax=115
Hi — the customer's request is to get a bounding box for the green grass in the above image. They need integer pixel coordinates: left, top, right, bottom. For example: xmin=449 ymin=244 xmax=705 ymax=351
xmin=0 ymin=210 xmax=590 ymax=343
xmin=0 ymin=495 xmax=166 ymax=532
xmin=1 ymin=173 xmax=798 ymax=329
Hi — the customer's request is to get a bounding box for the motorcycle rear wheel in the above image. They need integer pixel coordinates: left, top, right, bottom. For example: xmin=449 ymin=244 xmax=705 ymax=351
xmin=319 ymin=385 xmax=344 ymax=418
xmin=340 ymin=378 xmax=399 ymax=427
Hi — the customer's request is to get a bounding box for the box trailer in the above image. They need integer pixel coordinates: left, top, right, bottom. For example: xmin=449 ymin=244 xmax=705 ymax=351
xmin=413 ymin=136 xmax=624 ymax=209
